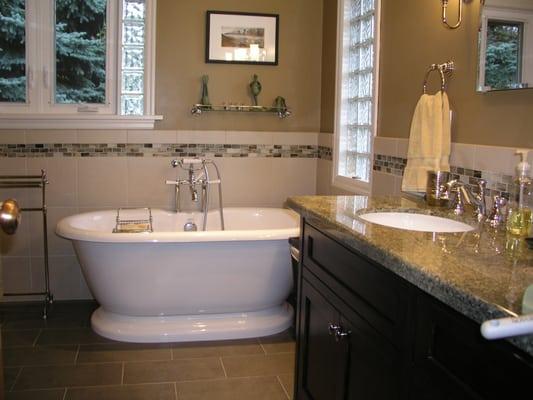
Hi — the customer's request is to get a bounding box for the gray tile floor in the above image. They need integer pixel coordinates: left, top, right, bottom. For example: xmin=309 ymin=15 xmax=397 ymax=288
xmin=1 ymin=301 xmax=295 ymax=400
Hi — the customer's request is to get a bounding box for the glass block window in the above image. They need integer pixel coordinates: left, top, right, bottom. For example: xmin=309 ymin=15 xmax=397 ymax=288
xmin=121 ymin=0 xmax=146 ymax=115
xmin=337 ymin=0 xmax=378 ymax=185
xmin=0 ymin=0 xmax=26 ymax=103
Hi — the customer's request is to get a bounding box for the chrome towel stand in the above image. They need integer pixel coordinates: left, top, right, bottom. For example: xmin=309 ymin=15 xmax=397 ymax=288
xmin=0 ymin=170 xmax=53 ymax=319
xmin=423 ymin=61 xmax=455 ymax=93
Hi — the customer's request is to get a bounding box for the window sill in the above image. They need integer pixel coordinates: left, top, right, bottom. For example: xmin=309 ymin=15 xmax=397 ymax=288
xmin=0 ymin=114 xmax=164 ymax=130
xmin=332 ymin=175 xmax=371 ymax=195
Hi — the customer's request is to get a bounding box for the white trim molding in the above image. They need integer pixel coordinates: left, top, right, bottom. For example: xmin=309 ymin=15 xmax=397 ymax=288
xmin=0 ymin=114 xmax=163 ymax=130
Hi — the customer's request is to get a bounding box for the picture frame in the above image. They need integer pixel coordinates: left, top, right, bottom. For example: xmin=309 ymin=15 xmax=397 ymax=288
xmin=205 ymin=11 xmax=279 ymax=65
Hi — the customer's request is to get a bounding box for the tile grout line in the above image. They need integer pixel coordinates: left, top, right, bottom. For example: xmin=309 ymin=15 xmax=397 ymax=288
xmin=174 ymin=381 xmax=179 ymax=400
xmin=10 ymin=367 xmax=24 ymax=391
xmin=277 ymin=375 xmax=291 ymax=400
xmin=121 ymin=362 xmax=125 ymax=385
xmin=62 ymin=387 xmax=68 ymax=400
xmin=32 ymin=328 xmax=43 ymax=346
xmin=74 ymin=344 xmax=80 ymax=364
xmin=258 ymin=341 xmax=267 ymax=355
xmin=219 ymin=357 xmax=228 ymax=379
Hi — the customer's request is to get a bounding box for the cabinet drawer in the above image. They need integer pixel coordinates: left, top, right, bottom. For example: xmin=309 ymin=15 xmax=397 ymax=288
xmin=302 ymin=222 xmax=409 ymax=346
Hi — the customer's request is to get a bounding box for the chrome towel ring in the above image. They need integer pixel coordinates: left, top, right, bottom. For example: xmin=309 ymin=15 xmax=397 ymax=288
xmin=423 ymin=61 xmax=455 ymax=94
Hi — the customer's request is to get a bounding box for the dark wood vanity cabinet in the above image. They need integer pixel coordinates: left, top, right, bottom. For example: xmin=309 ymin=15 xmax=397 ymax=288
xmin=295 ymin=221 xmax=533 ymax=400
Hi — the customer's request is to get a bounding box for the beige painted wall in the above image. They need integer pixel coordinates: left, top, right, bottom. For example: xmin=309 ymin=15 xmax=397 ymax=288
xmin=378 ymin=0 xmax=533 ymax=148
xmin=319 ymin=0 xmax=533 ymax=147
xmin=320 ymin=0 xmax=338 ymax=133
xmin=155 ymin=0 xmax=323 ymax=132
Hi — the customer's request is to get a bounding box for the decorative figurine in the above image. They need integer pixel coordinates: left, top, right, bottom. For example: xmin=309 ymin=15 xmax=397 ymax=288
xmin=249 ymin=74 xmax=262 ymax=106
xmin=200 ymin=75 xmax=211 ymax=106
xmin=274 ymin=96 xmax=287 ymax=110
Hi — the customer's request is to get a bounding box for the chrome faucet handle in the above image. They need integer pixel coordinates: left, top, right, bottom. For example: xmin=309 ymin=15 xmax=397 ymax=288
xmin=487 ymin=195 xmax=507 ymax=228
xmin=447 ymin=180 xmax=468 ymax=215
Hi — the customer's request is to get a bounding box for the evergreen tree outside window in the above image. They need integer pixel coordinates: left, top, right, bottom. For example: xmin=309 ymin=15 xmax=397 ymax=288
xmin=485 ymin=20 xmax=523 ymax=90
xmin=55 ymin=0 xmax=107 ymax=104
xmin=0 ymin=0 xmax=26 ymax=103
xmin=0 ymin=0 xmax=158 ymax=128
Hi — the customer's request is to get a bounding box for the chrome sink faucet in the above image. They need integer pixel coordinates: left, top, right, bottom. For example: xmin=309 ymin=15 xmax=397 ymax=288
xmin=447 ymin=179 xmax=487 ymax=220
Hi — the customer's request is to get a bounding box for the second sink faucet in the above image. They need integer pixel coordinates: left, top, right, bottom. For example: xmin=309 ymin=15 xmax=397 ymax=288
xmin=447 ymin=179 xmax=487 ymax=220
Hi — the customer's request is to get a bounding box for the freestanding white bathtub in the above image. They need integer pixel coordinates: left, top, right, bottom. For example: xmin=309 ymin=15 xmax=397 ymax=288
xmin=56 ymin=207 xmax=300 ymax=343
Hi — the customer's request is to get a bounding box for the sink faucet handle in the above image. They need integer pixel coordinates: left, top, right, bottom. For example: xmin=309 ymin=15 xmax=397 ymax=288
xmin=446 ymin=180 xmax=469 ymax=215
xmin=487 ymin=195 xmax=507 ymax=228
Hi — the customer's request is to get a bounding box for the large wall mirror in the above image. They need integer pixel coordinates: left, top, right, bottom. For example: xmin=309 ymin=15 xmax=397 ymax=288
xmin=477 ymin=0 xmax=533 ymax=92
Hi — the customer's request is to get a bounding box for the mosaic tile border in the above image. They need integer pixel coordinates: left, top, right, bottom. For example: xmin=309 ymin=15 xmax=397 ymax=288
xmin=373 ymin=153 xmax=519 ymax=200
xmin=0 ymin=143 xmax=335 ymax=160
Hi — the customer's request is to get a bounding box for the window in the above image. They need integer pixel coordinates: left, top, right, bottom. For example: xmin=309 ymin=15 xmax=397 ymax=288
xmin=333 ymin=0 xmax=380 ymax=194
xmin=478 ymin=6 xmax=533 ymax=92
xmin=0 ymin=0 xmax=159 ymax=129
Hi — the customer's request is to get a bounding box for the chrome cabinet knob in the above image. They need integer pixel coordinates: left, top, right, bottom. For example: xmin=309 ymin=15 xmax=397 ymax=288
xmin=328 ymin=323 xmax=351 ymax=342
xmin=328 ymin=323 xmax=341 ymax=336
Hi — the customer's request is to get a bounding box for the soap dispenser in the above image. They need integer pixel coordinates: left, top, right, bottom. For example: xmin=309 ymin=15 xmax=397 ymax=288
xmin=506 ymin=149 xmax=532 ymax=236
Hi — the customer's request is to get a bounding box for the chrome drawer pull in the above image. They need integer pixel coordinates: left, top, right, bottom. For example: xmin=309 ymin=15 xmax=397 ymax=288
xmin=328 ymin=323 xmax=341 ymax=336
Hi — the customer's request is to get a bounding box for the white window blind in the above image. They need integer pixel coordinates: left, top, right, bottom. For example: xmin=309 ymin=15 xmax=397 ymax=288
xmin=334 ymin=0 xmax=379 ymax=193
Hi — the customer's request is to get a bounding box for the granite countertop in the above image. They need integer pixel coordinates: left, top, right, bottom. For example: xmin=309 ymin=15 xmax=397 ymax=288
xmin=287 ymin=195 xmax=533 ymax=355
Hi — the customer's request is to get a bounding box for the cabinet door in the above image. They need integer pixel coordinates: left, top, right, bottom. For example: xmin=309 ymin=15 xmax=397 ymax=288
xmin=340 ymin=305 xmax=403 ymax=400
xmin=296 ymin=277 xmax=348 ymax=400
xmin=411 ymin=292 xmax=533 ymax=400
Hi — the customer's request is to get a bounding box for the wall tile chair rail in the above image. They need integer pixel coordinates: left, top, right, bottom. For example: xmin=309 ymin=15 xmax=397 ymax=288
xmin=0 ymin=143 xmax=338 ymax=160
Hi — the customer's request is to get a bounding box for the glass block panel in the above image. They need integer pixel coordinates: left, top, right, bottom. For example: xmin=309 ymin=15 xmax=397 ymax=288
xmin=338 ymin=0 xmax=376 ymax=180
xmin=356 ymin=128 xmax=370 ymax=153
xmin=122 ymin=95 xmax=144 ymax=115
xmin=362 ymin=0 xmax=374 ymax=15
xmin=122 ymin=47 xmax=144 ymax=69
xmin=124 ymin=0 xmax=145 ymax=21
xmin=360 ymin=16 xmax=374 ymax=42
xmin=356 ymin=155 xmax=370 ymax=181
xmin=55 ymin=0 xmax=106 ymax=104
xmin=360 ymin=45 xmax=373 ymax=70
xmin=123 ymin=23 xmax=144 ymax=45
xmin=0 ymin=0 xmax=26 ymax=103
xmin=122 ymin=72 xmax=144 ymax=93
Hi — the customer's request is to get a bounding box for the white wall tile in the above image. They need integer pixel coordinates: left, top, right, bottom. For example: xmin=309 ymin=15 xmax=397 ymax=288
xmin=0 ymin=130 xmax=26 ymax=144
xmin=78 ymin=157 xmax=128 ymax=207
xmin=271 ymin=158 xmax=317 ymax=206
xmin=373 ymin=137 xmax=397 ymax=157
xmin=46 ymin=256 xmax=84 ymax=300
xmin=371 ymin=171 xmax=396 ymax=196
xmin=77 ymin=130 xmax=127 ymax=144
xmin=272 ymin=132 xmax=318 ymax=145
xmin=450 ymin=143 xmax=475 ymax=170
xmin=127 ymin=130 xmax=177 ymax=144
xmin=127 ymin=157 xmax=176 ymax=209
xmin=27 ymin=157 xmax=78 ymax=207
xmin=26 ymin=130 xmax=77 ymax=144
xmin=474 ymin=145 xmax=516 ymax=175
xmin=177 ymin=130 xmax=225 ymax=144
xmin=226 ymin=131 xmax=273 ymax=145
xmin=318 ymin=132 xmax=333 ymax=148
xmin=396 ymin=139 xmax=408 ymax=158
xmin=216 ymin=157 xmax=276 ymax=206
xmin=28 ymin=207 xmax=77 ymax=257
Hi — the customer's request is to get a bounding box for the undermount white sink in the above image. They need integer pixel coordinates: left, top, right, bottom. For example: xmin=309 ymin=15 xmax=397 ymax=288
xmin=358 ymin=212 xmax=475 ymax=233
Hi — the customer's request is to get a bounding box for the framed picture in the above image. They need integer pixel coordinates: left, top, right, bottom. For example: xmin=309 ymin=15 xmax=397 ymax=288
xmin=205 ymin=11 xmax=279 ymax=65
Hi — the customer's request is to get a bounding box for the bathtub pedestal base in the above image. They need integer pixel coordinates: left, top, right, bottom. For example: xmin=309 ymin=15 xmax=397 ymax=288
xmin=91 ymin=303 xmax=294 ymax=343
